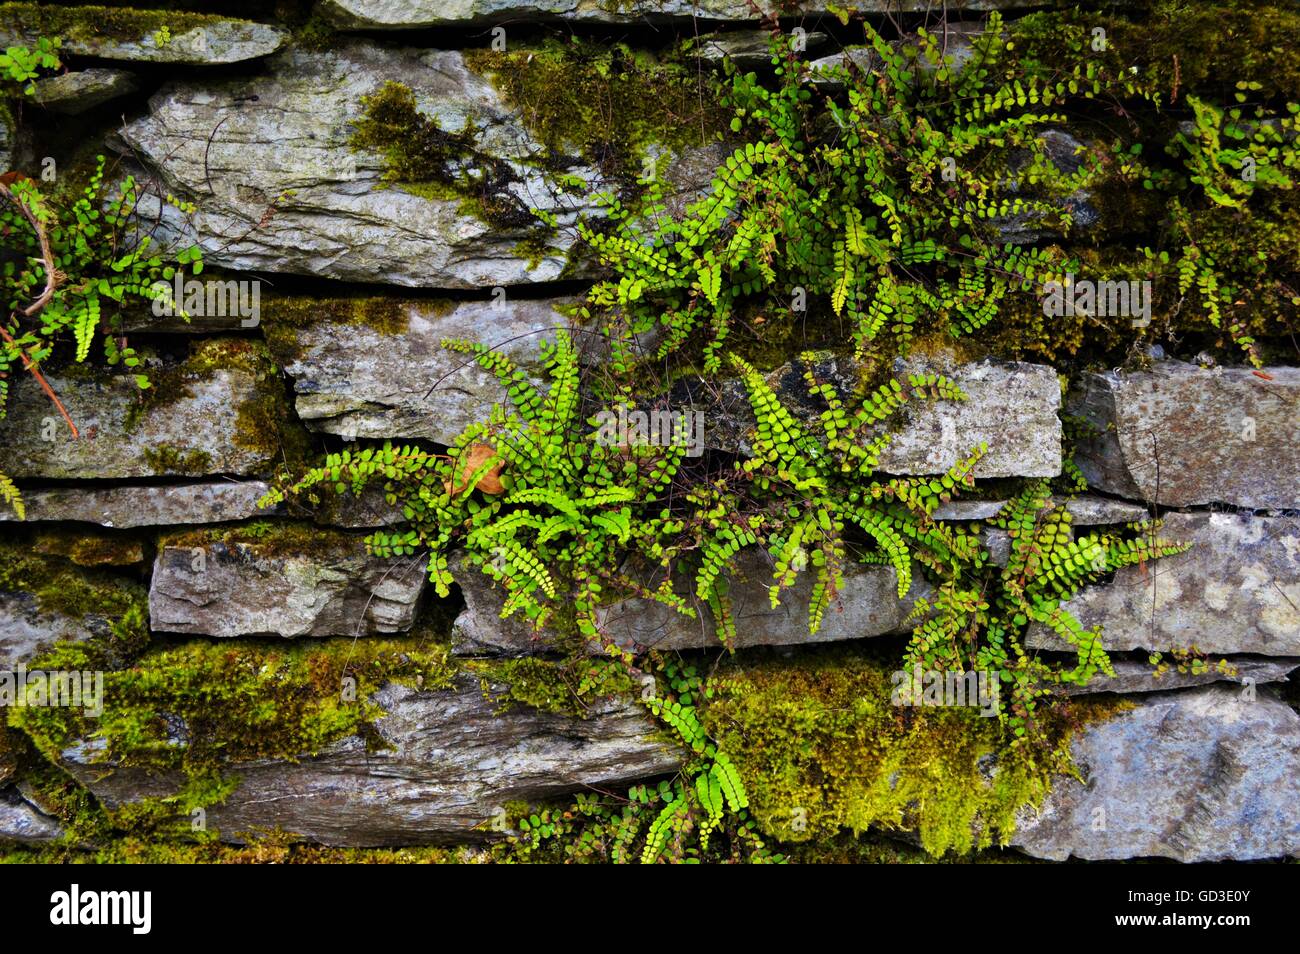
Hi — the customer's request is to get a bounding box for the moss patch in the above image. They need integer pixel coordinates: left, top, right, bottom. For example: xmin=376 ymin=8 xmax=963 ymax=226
xmin=125 ymin=338 xmax=308 ymax=474
xmin=699 ymin=650 xmax=1100 ymax=857
xmin=0 ymin=3 xmax=239 ymax=45
xmin=465 ymin=39 xmax=727 ymax=181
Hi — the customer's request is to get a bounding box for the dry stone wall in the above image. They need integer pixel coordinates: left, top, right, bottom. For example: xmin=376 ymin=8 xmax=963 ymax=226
xmin=0 ymin=2 xmax=1297 ymax=863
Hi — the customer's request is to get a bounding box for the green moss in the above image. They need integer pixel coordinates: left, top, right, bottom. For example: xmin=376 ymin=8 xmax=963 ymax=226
xmin=125 ymin=338 xmax=308 ymax=472
xmin=32 ymin=532 xmax=144 ymax=568
xmin=260 ymin=294 xmax=438 ymax=361
xmin=350 ymin=80 xmax=536 ymax=230
xmin=0 ymin=3 xmax=238 ymax=45
xmin=0 ymin=542 xmax=151 ymax=668
xmin=9 ymin=638 xmax=459 ymax=777
xmin=1014 ymin=1 xmax=1300 ymax=103
xmin=699 ymin=650 xmax=1092 ymax=857
xmin=141 ymin=445 xmax=213 ymax=476
xmin=465 ymin=40 xmax=727 ymax=180
xmin=160 ymin=520 xmax=358 ymax=563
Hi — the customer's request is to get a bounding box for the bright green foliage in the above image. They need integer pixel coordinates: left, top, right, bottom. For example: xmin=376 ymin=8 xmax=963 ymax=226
xmin=0 ymin=471 xmax=21 ymax=518
xmin=0 ymin=37 xmax=59 ymax=94
xmin=580 ymin=14 xmax=1141 ymax=372
xmin=904 ymin=481 xmax=1190 ymax=739
xmin=727 ymin=353 xmax=985 ymax=635
xmin=1147 ymin=90 xmax=1299 ymax=365
xmin=0 ymin=157 xmax=202 ymax=416
xmin=505 ymin=659 xmax=780 ymax=864
xmin=266 ymin=331 xmax=701 ymax=647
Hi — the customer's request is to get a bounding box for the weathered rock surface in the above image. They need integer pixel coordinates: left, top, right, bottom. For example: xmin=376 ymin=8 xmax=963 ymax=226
xmin=451 ymin=547 xmax=925 ymax=655
xmin=0 ymin=481 xmax=274 ymax=528
xmin=1027 ymin=511 xmax=1300 ymax=656
xmin=688 ymin=29 xmax=828 ymax=66
xmin=59 ymin=678 xmax=681 ymax=846
xmin=0 ymin=788 xmax=62 ymax=844
xmin=1013 ymin=686 xmax=1300 ymax=862
xmin=1071 ymin=361 xmax=1300 ymax=508
xmin=0 ymin=591 xmax=99 ymax=670
xmin=149 ymin=532 xmax=428 ymax=638
xmin=274 ymin=298 xmax=581 ymax=444
xmin=932 ymin=495 xmax=1148 ymax=525
xmin=0 ymin=344 xmax=283 ymax=480
xmin=0 ymin=7 xmax=286 ymax=65
xmin=31 ymin=68 xmax=138 ymax=114
xmin=1058 ymin=656 xmax=1298 ymax=696
xmin=321 ymin=1 xmax=820 ymax=28
xmin=113 ymin=44 xmax=598 ymax=289
xmin=694 ymin=351 xmax=1061 ymax=477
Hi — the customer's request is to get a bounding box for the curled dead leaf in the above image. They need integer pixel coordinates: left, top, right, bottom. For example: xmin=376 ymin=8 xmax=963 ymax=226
xmin=445 ymin=442 xmax=505 ymax=496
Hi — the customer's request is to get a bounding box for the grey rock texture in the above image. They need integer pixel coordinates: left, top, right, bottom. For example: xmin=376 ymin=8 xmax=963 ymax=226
xmin=0 ymin=348 xmax=282 ymax=480
xmin=0 ymin=9 xmax=285 ymax=64
xmin=148 ymin=532 xmax=428 ymax=638
xmin=0 ymin=788 xmax=63 ymax=844
xmin=321 ymin=1 xmax=845 ymax=28
xmin=275 ymin=298 xmax=582 ymax=444
xmin=113 ymin=44 xmax=597 ymax=289
xmin=30 ymin=69 xmax=138 ymax=114
xmin=1058 ymin=656 xmax=1298 ymax=696
xmin=451 ymin=547 xmax=925 ymax=655
xmin=0 ymin=481 xmax=273 ymax=528
xmin=692 ymin=351 xmax=1061 ymax=477
xmin=1013 ymin=686 xmax=1300 ymax=862
xmin=1070 ymin=361 xmax=1300 ymax=508
xmin=932 ymin=496 xmax=1148 ymax=525
xmin=688 ymin=29 xmax=828 ymax=67
xmin=0 ymin=591 xmax=98 ymax=669
xmin=1027 ymin=511 xmax=1300 ymax=656
xmin=59 ymin=678 xmax=681 ymax=846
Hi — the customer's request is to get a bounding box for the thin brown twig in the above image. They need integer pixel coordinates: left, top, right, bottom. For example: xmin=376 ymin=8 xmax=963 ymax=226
xmin=0 ymin=180 xmax=78 ymax=438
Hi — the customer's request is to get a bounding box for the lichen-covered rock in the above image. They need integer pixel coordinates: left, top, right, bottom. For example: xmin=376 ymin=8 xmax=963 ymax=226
xmin=58 ymin=678 xmax=681 ymax=846
xmin=451 ymin=547 xmax=925 ymax=655
xmin=694 ymin=351 xmax=1061 ymax=477
xmin=0 ymin=788 xmax=62 ymax=844
xmin=321 ymin=0 xmax=816 ymax=28
xmin=1070 ymin=361 xmax=1300 ymax=508
xmin=148 ymin=529 xmax=427 ymax=638
xmin=112 ymin=44 xmax=597 ymax=289
xmin=0 ymin=5 xmax=285 ymax=64
xmin=0 ymin=551 xmax=148 ymax=670
xmin=30 ymin=68 xmax=138 ymax=114
xmin=932 ymin=495 xmax=1149 ymax=525
xmin=688 ymin=29 xmax=828 ymax=66
xmin=1013 ymin=686 xmax=1300 ymax=862
xmin=0 ymin=591 xmax=99 ymax=670
xmin=271 ymin=297 xmax=580 ymax=444
xmin=0 ymin=341 xmax=289 ymax=480
xmin=0 ymin=481 xmax=274 ymax=528
xmin=1058 ymin=656 xmax=1298 ymax=696
xmin=1027 ymin=512 xmax=1300 ymax=656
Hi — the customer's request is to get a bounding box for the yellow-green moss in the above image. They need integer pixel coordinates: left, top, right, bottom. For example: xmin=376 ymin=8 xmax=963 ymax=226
xmin=8 ymin=637 xmax=459 ymax=776
xmin=260 ymin=294 xmax=442 ymax=363
xmin=1014 ymin=1 xmax=1300 ymax=103
xmin=126 ymin=338 xmax=308 ymax=472
xmin=32 ymin=532 xmax=144 ymax=568
xmin=465 ymin=40 xmax=727 ymax=179
xmin=0 ymin=3 xmax=237 ymax=45
xmin=699 ymin=651 xmax=1089 ymax=857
